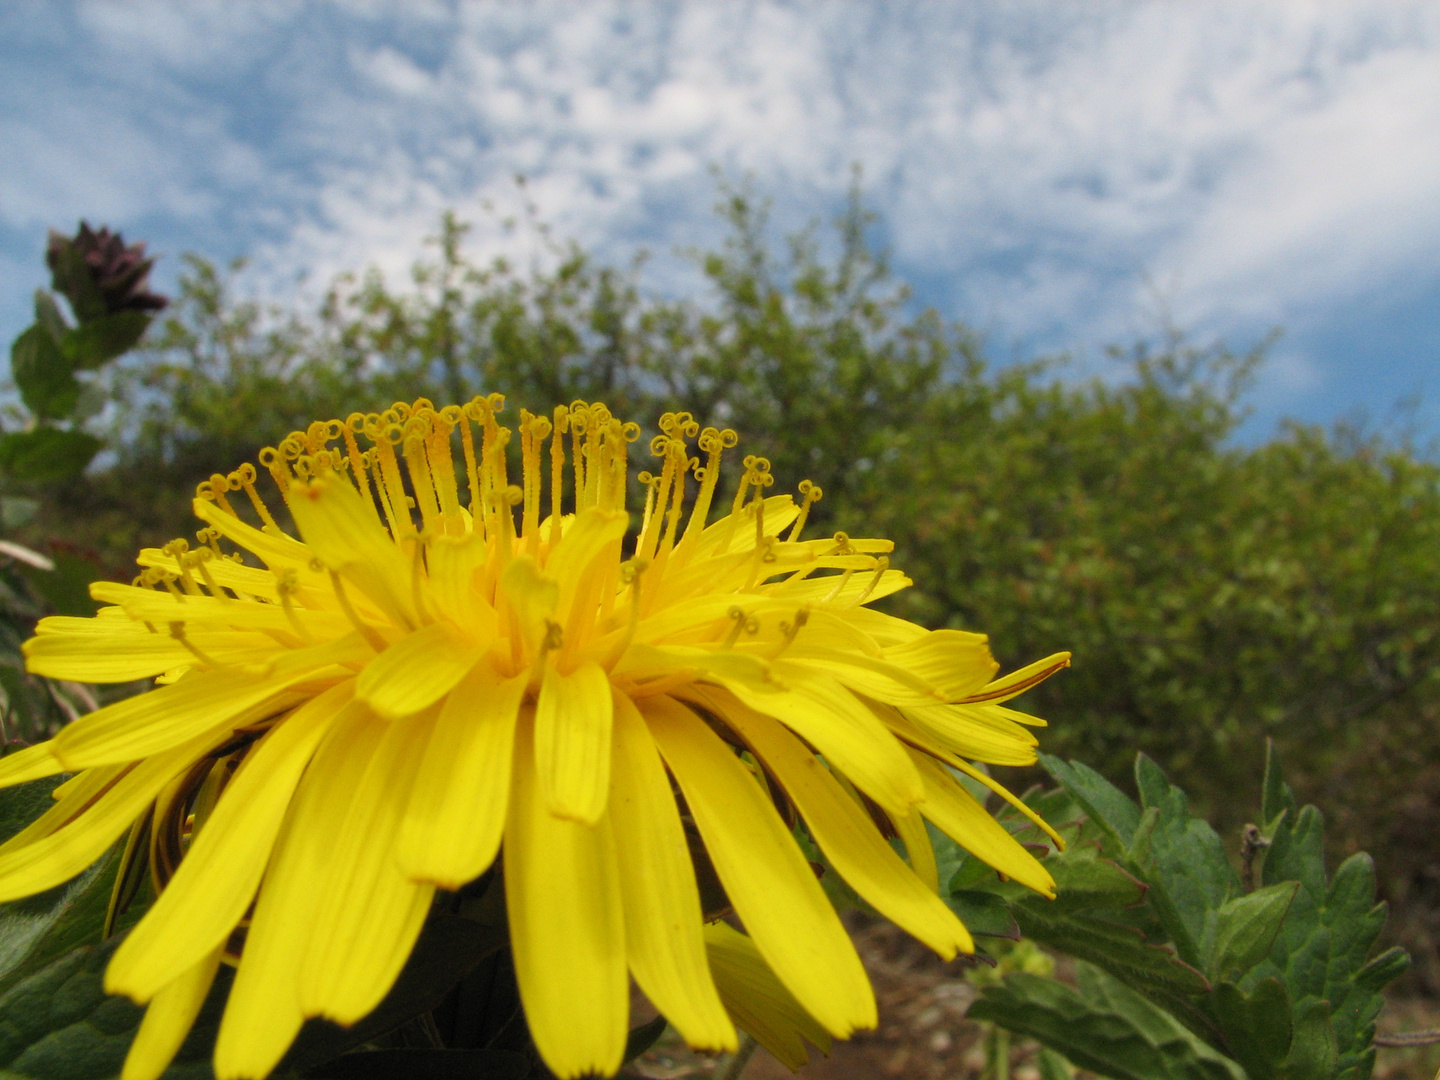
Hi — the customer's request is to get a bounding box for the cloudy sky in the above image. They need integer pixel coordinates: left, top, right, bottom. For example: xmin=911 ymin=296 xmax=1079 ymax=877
xmin=3 ymin=1 xmax=1439 ymax=438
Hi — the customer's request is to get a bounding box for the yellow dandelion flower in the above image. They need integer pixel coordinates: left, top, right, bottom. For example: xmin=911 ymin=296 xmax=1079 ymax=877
xmin=0 ymin=397 xmax=1069 ymax=1080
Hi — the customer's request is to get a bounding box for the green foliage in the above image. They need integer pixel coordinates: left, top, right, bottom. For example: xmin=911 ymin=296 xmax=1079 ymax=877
xmin=960 ymin=743 xmax=1408 ymax=1080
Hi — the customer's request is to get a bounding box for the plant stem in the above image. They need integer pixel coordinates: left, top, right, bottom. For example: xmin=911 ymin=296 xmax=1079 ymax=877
xmin=716 ymin=1033 xmax=759 ymax=1080
xmin=987 ymin=1024 xmax=1010 ymax=1080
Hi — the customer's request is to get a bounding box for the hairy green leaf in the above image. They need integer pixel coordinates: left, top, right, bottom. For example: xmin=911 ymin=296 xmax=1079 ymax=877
xmin=1202 ymin=882 xmax=1299 ymax=983
xmin=969 ymin=964 xmax=1244 ymax=1080
xmin=1040 ymin=754 xmax=1141 ymax=856
xmin=9 ymin=327 xmax=79 ymax=421
xmin=60 ymin=313 xmax=151 ymax=372
xmin=1211 ymin=978 xmax=1292 ymax=1080
xmin=0 ymin=429 xmax=102 ymax=484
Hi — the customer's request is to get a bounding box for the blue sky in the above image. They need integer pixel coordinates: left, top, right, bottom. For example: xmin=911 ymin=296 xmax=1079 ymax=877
xmin=3 ymin=1 xmax=1439 ymax=440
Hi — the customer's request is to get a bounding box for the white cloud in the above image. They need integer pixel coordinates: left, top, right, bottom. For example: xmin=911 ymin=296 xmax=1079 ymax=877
xmin=2 ymin=0 xmax=1438 ymax=425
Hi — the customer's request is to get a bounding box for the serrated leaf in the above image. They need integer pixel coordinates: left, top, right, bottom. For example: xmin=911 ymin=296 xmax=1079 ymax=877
xmin=1129 ymin=756 xmax=1238 ymax=967
xmin=1251 ymin=787 xmax=1399 ymax=1077
xmin=1212 ymin=977 xmax=1292 ymax=1080
xmin=1010 ymin=905 xmax=1216 ymax=1045
xmin=0 ymin=932 xmax=227 ymax=1080
xmin=969 ymin=964 xmax=1244 ymax=1080
xmin=1202 ymin=882 xmax=1299 ymax=983
xmin=1261 ymin=740 xmax=1297 ymax=834
xmin=59 ymin=312 xmax=150 ymax=371
xmin=1045 ymin=844 xmax=1147 ymax=915
xmin=1280 ymin=999 xmax=1337 ymax=1080
xmin=1040 ymin=754 xmax=1142 ymax=855
xmin=9 ymin=327 xmax=79 ymax=420
xmin=0 ymin=429 xmax=102 ymax=483
xmin=948 ymin=890 xmax=1020 ymax=939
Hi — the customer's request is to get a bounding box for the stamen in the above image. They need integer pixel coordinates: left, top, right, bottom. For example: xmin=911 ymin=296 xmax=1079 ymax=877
xmin=401 ymin=416 xmax=441 ymax=529
xmin=787 ymin=480 xmax=823 ymax=542
xmin=232 ymin=464 xmax=279 ymax=531
xmin=163 ymin=540 xmax=205 ymax=597
xmin=549 ymin=406 xmax=568 ymax=553
xmin=458 ymin=403 xmax=482 ymax=518
xmin=768 ymin=607 xmax=811 ymax=658
xmin=329 ymin=570 xmax=388 ymax=652
xmin=851 ymin=556 xmax=890 ymax=607
xmin=169 ymin=621 xmax=227 ymax=669
xmin=721 ymin=606 xmax=760 ymax=648
xmin=596 ymin=558 xmax=649 ymax=671
xmin=190 ymin=548 xmax=232 ymax=602
xmin=675 ymin=427 xmax=737 ymax=558
xmin=203 ymin=474 xmax=238 ymax=516
xmin=342 ymin=414 xmax=377 ymax=515
xmin=820 ymin=566 xmax=858 ymax=604
xmin=159 ymin=572 xmax=188 ymax=604
xmin=257 ymin=447 xmax=294 ymax=517
xmin=411 ymin=531 xmax=434 ymax=626
xmin=274 ymin=570 xmax=318 ymax=644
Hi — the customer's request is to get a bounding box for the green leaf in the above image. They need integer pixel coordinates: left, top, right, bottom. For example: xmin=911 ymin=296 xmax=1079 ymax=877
xmin=1040 ymin=754 xmax=1142 ymax=855
xmin=300 ymin=1048 xmax=530 ymax=1079
xmin=1036 ymin=1046 xmax=1076 ymax=1080
xmin=278 ymin=915 xmax=508 ymax=1076
xmin=1009 ymin=905 xmax=1215 ymax=1042
xmin=59 ymin=312 xmax=151 ymax=371
xmin=968 ymin=964 xmax=1244 ymax=1080
xmin=31 ymin=293 xmax=68 ymax=344
xmin=1128 ymin=755 xmax=1238 ymax=968
xmin=9 ymin=327 xmax=79 ymax=420
xmin=1250 ymin=784 xmax=1404 ymax=1078
xmin=1352 ymin=946 xmax=1409 ymax=993
xmin=1280 ymin=999 xmax=1338 ymax=1080
xmin=1044 ymin=844 xmax=1147 ymax=915
xmin=948 ymin=890 xmax=1020 ymax=939
xmin=0 ymin=776 xmax=65 ymax=848
xmin=0 ymin=931 xmax=230 ymax=1080
xmin=1211 ymin=978 xmax=1292 ymax=1080
xmin=1260 ymin=740 xmax=1297 ymax=834
xmin=0 ymin=429 xmax=102 ymax=483
xmin=0 ymin=497 xmax=40 ymax=529
xmin=1202 ymin=882 xmax=1299 ymax=983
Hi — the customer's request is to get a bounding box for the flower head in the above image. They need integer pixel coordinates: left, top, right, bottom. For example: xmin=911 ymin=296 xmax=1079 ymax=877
xmin=1 ymin=397 xmax=1068 ymax=1079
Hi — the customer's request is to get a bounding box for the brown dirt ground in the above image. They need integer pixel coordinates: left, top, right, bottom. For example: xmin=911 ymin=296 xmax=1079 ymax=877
xmin=629 ymin=916 xmax=1440 ymax=1080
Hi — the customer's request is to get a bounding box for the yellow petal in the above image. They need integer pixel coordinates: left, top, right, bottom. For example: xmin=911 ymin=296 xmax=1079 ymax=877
xmin=505 ymin=715 xmax=628 ymax=1079
xmin=892 ymin=806 xmax=940 ymax=893
xmin=715 ymin=693 xmax=972 ymax=959
xmin=356 ymin=621 xmax=479 ymax=720
xmin=425 ymin=532 xmax=497 ymax=638
xmin=120 ymin=946 xmax=223 ymax=1080
xmin=548 ymin=507 xmax=627 ymax=615
xmin=398 ymin=660 xmax=527 ymax=886
xmin=53 ymin=638 xmax=365 ymax=768
xmin=959 ymin=652 xmax=1072 ymax=704
xmin=909 ymin=749 xmax=1056 ymax=898
xmin=299 ymin=711 xmax=436 ymax=1024
xmin=718 ymin=673 xmax=923 ymax=817
xmin=892 ymin=703 xmax=1039 ymax=767
xmin=0 ymin=730 xmax=223 ymax=902
xmin=25 ymin=620 xmax=276 ymax=683
xmin=285 ymin=474 xmax=417 ymax=628
xmin=0 ymin=743 xmax=65 ymax=791
xmin=215 ymin=704 xmax=383 ymax=1080
xmin=0 ymin=764 xmax=127 ymax=857
xmin=703 ymin=922 xmax=832 ymax=1071
xmin=609 ymin=692 xmax=734 ymax=1051
xmin=643 ymin=695 xmax=875 ymax=1038
xmin=883 ymin=630 xmax=998 ymax=700
xmin=499 ymin=554 xmax=558 ymax=657
xmin=534 ymin=659 xmax=613 ymax=824
xmin=106 ymin=682 xmax=356 ymax=1001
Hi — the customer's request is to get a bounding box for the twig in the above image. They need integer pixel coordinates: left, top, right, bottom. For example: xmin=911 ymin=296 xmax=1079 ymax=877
xmin=716 ymin=1033 xmax=759 ymax=1080
xmin=1375 ymin=1030 xmax=1440 ymax=1047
